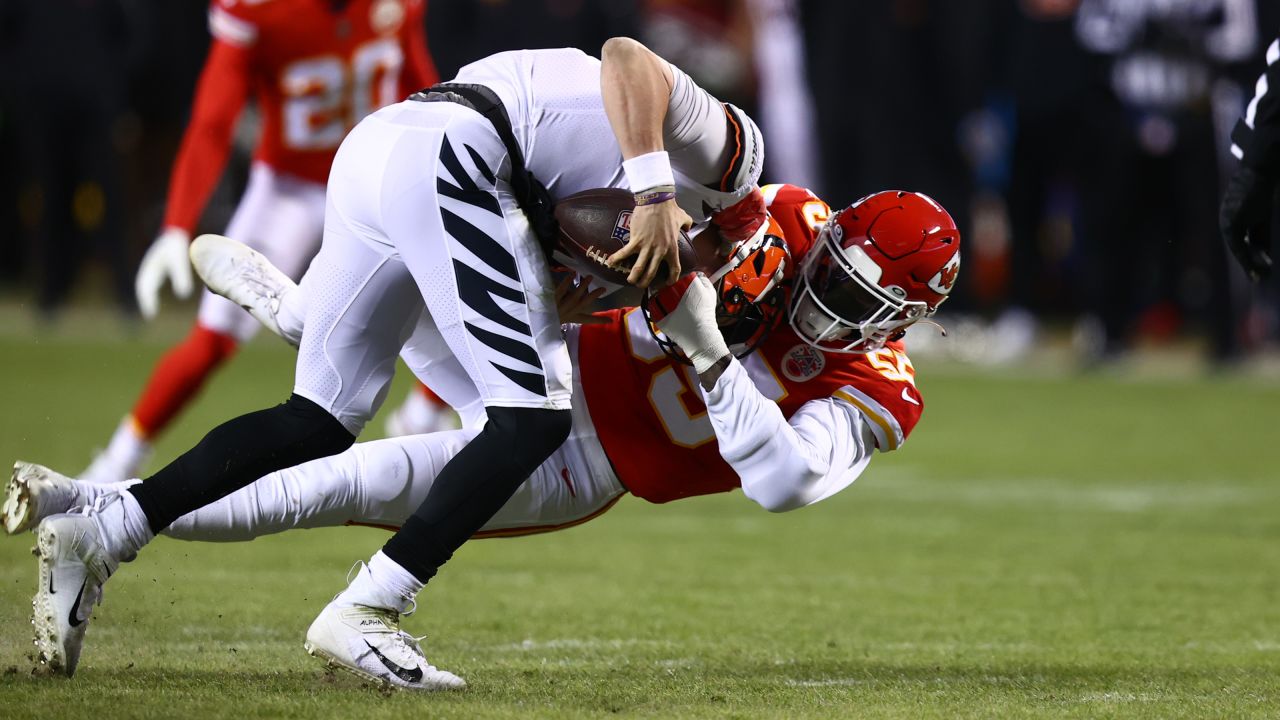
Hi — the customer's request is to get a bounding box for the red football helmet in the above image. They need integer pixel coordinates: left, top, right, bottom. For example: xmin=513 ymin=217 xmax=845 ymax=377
xmin=789 ymin=190 xmax=961 ymax=353
xmin=644 ymin=214 xmax=791 ymax=361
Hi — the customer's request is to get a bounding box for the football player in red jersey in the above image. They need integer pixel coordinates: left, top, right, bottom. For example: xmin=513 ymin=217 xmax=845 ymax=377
xmin=82 ymin=0 xmax=440 ymax=484
xmin=7 ymin=184 xmax=961 ymax=687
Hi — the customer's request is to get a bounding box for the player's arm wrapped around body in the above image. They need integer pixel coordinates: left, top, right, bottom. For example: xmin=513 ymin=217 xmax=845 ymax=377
xmin=704 ymin=360 xmax=876 ymax=512
xmin=653 ymin=275 xmax=875 ymax=513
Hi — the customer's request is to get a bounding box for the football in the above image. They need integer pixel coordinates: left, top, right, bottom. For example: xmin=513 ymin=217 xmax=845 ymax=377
xmin=552 ymin=188 xmax=699 ymax=289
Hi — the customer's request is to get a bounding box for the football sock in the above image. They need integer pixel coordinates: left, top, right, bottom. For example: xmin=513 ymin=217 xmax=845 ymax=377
xmin=403 ymin=385 xmax=437 ymax=427
xmin=339 ymin=551 xmax=424 ymax=613
xmin=381 ymin=405 xmax=572 ymax=584
xmin=128 ymin=393 xmax=354 ymax=534
xmin=389 ymin=382 xmax=453 ymax=435
xmin=131 ymin=324 xmax=239 ymax=437
xmin=84 ymin=417 xmax=152 ymax=482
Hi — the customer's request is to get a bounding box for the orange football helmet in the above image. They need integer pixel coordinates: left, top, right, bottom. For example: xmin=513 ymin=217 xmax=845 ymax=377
xmin=710 ymin=215 xmax=791 ymax=355
xmin=644 ymin=214 xmax=792 ymax=362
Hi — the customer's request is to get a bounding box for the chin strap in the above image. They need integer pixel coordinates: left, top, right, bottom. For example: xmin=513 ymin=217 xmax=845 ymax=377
xmin=887 ymin=319 xmax=946 ymax=344
xmin=914 ymin=318 xmax=948 ymax=337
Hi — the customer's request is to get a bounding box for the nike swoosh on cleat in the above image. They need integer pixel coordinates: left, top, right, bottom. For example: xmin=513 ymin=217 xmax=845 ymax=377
xmin=364 ymin=640 xmax=423 ymax=684
xmin=68 ymin=580 xmax=88 ymax=628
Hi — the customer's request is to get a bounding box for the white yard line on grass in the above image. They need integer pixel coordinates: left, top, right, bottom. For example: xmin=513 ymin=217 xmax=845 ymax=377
xmin=494 ymin=638 xmax=673 ymax=652
xmin=864 ymin=476 xmax=1276 ymax=513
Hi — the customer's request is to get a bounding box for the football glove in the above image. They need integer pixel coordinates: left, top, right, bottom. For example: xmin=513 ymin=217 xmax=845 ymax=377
xmin=1220 ymin=165 xmax=1277 ymax=282
xmin=136 ymin=227 xmax=194 ymax=319
xmin=650 ymin=273 xmax=730 ymax=374
xmin=711 ymin=187 xmax=767 ymax=244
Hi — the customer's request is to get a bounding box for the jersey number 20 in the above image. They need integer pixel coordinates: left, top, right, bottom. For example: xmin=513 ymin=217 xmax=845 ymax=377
xmin=281 ymin=38 xmax=404 ymax=150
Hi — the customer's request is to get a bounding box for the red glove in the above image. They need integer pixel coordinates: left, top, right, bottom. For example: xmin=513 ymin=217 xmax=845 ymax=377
xmin=711 ymin=187 xmax=767 ymax=244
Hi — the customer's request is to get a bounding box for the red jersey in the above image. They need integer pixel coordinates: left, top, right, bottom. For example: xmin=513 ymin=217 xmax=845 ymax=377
xmin=759 ymin=182 xmax=829 ymax=260
xmin=578 ymin=185 xmax=924 ymax=504
xmin=163 ymin=0 xmax=437 ymax=231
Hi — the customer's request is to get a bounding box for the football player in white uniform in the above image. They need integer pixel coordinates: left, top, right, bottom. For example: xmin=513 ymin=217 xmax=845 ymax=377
xmin=13 ymin=39 xmax=764 ymax=685
xmin=7 ymin=185 xmax=963 ymax=690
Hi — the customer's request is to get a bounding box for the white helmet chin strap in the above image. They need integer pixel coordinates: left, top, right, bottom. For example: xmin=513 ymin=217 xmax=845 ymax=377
xmin=913 ymin=317 xmax=948 ymax=338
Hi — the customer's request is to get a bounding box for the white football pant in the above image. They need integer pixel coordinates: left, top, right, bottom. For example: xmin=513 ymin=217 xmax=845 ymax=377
xmin=162 ymin=351 xmax=622 ymax=541
xmin=292 ymin=100 xmax=573 ymax=436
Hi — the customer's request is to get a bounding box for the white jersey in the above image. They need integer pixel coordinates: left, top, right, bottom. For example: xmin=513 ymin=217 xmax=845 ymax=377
xmin=453 ymin=48 xmax=762 ymax=222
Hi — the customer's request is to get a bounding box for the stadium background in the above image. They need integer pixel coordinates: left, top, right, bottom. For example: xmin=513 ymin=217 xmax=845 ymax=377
xmin=1 ymin=1 xmax=1278 ymax=717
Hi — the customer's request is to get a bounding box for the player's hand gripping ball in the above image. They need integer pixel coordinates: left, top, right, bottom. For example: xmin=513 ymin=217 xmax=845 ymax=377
xmin=553 ymin=188 xmax=698 ymax=289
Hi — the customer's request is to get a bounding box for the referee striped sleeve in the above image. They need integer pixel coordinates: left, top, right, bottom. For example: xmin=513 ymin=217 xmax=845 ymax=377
xmin=1231 ymin=35 xmax=1280 ymax=169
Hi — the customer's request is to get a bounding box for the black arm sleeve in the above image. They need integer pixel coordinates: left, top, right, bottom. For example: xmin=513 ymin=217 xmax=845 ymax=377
xmin=1232 ymin=34 xmax=1280 ymax=172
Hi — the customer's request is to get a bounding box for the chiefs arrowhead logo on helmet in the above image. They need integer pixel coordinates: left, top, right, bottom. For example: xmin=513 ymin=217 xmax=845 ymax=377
xmin=928 ymin=252 xmax=961 ymax=296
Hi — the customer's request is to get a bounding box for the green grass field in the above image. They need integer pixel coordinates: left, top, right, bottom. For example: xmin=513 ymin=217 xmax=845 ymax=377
xmin=1 ymin=307 xmax=1279 ymax=718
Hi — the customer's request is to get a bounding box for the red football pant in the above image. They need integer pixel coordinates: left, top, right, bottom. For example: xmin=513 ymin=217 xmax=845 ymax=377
xmin=130 ymin=323 xmax=239 ymax=438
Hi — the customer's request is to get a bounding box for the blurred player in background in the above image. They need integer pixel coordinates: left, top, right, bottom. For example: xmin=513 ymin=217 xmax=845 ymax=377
xmin=1072 ymin=0 xmax=1256 ymax=362
xmin=7 ymin=184 xmax=962 ymax=690
xmin=82 ymin=0 xmax=439 ymax=484
xmin=1222 ymin=28 xmax=1280 ymax=280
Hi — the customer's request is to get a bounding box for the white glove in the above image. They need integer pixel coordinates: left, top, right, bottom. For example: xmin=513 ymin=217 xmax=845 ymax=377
xmin=136 ymin=227 xmax=194 ymax=319
xmin=653 ymin=273 xmax=730 ymax=374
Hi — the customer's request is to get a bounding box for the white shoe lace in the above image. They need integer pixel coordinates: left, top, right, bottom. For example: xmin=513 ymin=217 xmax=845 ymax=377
xmin=225 ymin=249 xmax=285 ymax=316
xmin=243 ymin=270 xmax=283 ymax=316
xmin=75 ymin=492 xmax=139 ymax=564
xmin=343 ymin=560 xmax=362 ymax=587
xmin=78 ymin=493 xmax=116 ymax=516
xmin=355 ymin=604 xmax=432 ymax=670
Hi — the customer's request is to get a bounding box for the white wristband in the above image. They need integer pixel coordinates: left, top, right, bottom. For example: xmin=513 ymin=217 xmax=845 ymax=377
xmin=623 ymin=151 xmax=675 ymax=194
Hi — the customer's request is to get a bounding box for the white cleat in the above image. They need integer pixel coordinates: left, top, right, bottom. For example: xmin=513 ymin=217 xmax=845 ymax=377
xmin=304 ymin=601 xmax=466 ymax=692
xmin=190 ymin=234 xmax=299 ymax=346
xmin=32 ymin=508 xmax=120 ymax=677
xmin=5 ymin=462 xmax=81 ymax=535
